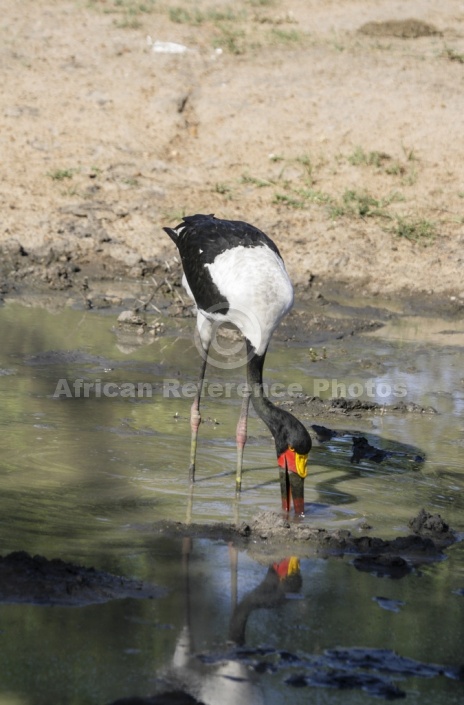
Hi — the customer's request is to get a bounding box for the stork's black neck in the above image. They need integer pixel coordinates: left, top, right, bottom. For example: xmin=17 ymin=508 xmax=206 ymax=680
xmin=246 ymin=341 xmax=311 ymax=457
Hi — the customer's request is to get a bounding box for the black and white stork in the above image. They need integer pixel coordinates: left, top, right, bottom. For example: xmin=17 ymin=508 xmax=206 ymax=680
xmin=164 ymin=213 xmax=311 ymax=515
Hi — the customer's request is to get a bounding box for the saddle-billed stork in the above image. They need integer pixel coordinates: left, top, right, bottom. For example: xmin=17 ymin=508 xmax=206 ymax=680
xmin=164 ymin=213 xmax=311 ymax=515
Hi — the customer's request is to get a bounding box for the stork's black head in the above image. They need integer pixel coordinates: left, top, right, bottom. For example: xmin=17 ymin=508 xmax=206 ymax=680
xmin=270 ymin=407 xmax=312 ymax=479
xmin=271 ymin=410 xmax=311 ymax=516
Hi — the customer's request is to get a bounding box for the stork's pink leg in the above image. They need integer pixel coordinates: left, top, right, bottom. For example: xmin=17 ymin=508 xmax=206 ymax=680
xmin=235 ymin=387 xmax=251 ymax=492
xmin=189 ymin=355 xmax=208 ymax=483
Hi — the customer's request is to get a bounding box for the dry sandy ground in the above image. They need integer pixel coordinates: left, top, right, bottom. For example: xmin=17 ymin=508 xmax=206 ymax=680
xmin=1 ymin=0 xmax=464 ymax=300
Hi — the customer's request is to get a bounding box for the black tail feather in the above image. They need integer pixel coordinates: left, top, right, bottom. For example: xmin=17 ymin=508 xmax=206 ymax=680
xmin=163 ymin=227 xmax=178 ymax=244
xmin=163 ymin=214 xmax=216 ymax=244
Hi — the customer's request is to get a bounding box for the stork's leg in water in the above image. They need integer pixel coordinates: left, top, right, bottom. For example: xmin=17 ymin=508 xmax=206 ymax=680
xmin=235 ymin=387 xmax=251 ymax=493
xmin=189 ymin=353 xmax=208 ymax=483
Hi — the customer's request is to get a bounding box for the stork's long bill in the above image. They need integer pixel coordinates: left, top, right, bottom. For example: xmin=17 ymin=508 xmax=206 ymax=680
xmin=277 ymin=449 xmax=308 ymax=516
xmin=278 ymin=459 xmax=306 ymax=515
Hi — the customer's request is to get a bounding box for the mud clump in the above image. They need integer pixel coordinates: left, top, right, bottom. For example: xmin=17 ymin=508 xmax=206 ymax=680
xmin=359 ymin=19 xmax=441 ymax=39
xmin=408 ymin=508 xmax=453 ymax=540
xmin=0 ymin=551 xmax=166 ymax=606
xmin=241 ymin=510 xmax=454 ymax=555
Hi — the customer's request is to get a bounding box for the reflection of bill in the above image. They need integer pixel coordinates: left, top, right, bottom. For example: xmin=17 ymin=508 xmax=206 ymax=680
xmin=229 ymin=556 xmax=302 ymax=646
xmin=272 ymin=556 xmax=302 ymax=591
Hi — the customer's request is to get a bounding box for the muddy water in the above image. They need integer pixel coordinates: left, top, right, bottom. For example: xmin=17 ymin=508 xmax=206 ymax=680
xmin=0 ymin=299 xmax=463 ymax=704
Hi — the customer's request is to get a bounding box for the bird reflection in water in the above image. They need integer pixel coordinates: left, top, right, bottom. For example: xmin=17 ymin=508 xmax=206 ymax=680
xmin=163 ymin=539 xmax=302 ymax=705
xmin=229 ymin=554 xmax=302 ymax=646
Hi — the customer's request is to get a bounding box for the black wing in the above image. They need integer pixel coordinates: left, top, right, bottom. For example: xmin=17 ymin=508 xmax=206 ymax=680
xmin=163 ymin=214 xmax=281 ymax=314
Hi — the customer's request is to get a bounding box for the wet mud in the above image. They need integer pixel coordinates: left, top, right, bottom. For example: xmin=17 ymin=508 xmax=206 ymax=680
xmin=282 ymin=397 xmax=438 ymax=424
xmin=2 ymin=233 xmax=463 ymax=326
xmin=0 ymin=551 xmax=166 ymax=606
xmin=156 ymin=509 xmax=456 ymax=563
xmin=2 ymin=509 xmax=454 ymax=608
xmin=107 ymin=508 xmax=462 ymax=705
xmin=108 ymin=644 xmax=463 ymax=704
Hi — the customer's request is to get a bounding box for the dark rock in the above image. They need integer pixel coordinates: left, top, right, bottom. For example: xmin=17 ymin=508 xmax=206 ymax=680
xmin=353 ymin=554 xmax=412 ymax=579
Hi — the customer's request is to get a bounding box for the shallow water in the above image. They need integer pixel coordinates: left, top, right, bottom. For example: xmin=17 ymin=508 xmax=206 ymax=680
xmin=0 ymin=299 xmax=463 ymax=704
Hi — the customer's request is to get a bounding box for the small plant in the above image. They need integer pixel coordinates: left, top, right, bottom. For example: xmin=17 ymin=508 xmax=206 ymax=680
xmin=328 ymin=189 xmax=402 ymax=220
xmin=116 ymin=0 xmax=156 ymax=10
xmin=205 ymin=8 xmax=239 ymax=22
xmin=273 ymin=193 xmax=306 ymax=209
xmin=212 ymin=25 xmax=246 ymax=54
xmin=214 ymin=182 xmax=232 ymax=196
xmin=163 ymin=208 xmax=186 ymax=223
xmin=88 ymin=0 xmax=158 ymax=27
xmin=401 ymin=145 xmax=417 ymax=162
xmin=48 ymin=169 xmax=75 ymax=181
xmin=247 ymin=0 xmax=275 ymax=7
xmin=444 ymin=46 xmax=464 ymax=64
xmin=296 ymin=154 xmax=313 ymax=181
xmin=136 ymin=2 xmax=155 ymax=13
xmin=331 ymin=38 xmax=345 ymax=52
xmin=241 ymin=174 xmax=274 ymax=188
xmin=341 ymin=189 xmax=383 ymax=217
xmin=401 ymin=166 xmax=418 ymax=186
xmin=63 ymin=187 xmax=80 ymax=197
xmin=270 ymin=28 xmax=302 ymax=44
xmin=308 ymin=347 xmax=327 ymax=362
xmin=385 ymin=161 xmax=406 ymax=176
xmin=328 ymin=202 xmax=348 ymax=219
xmin=295 ymin=188 xmax=332 ymax=204
xmin=115 ymin=15 xmax=142 ymax=29
xmin=170 ymin=6 xmax=239 ymax=25
xmin=394 ymin=217 xmax=436 ymax=242
xmin=122 ymin=177 xmax=139 ymax=187
xmin=169 ymin=7 xmax=192 ymax=24
xmin=348 ymin=146 xmax=390 ymax=168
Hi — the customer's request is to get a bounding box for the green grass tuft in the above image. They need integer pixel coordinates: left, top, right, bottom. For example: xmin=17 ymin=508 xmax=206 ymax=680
xmin=47 ymin=169 xmax=75 ymax=181
xmin=394 ymin=217 xmax=436 ymax=242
